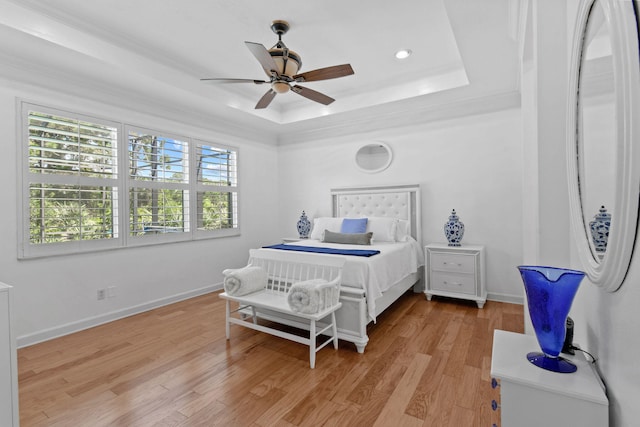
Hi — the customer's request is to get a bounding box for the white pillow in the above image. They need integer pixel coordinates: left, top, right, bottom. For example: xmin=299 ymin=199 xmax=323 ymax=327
xmin=366 ymin=217 xmax=398 ymax=242
xmin=396 ymin=219 xmax=410 ymax=242
xmin=310 ymin=217 xmax=343 ymax=240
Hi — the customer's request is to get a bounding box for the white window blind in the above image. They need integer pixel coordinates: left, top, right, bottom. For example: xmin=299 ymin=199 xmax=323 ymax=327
xmin=29 ymin=113 xmax=117 ymax=178
xmin=129 ymin=132 xmax=188 ymax=184
xmin=20 ymin=103 xmax=240 ymax=258
xmin=26 ymin=110 xmax=119 ymax=248
xmin=196 ymin=144 xmax=237 ymax=187
xmin=29 ymin=184 xmax=117 ymax=244
xmin=128 ymin=130 xmax=189 ymax=237
xmin=195 ymin=142 xmax=238 ymax=233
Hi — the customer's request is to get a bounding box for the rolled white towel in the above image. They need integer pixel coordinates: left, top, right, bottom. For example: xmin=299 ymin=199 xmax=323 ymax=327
xmin=223 ymin=266 xmax=267 ymax=296
xmin=287 ymin=279 xmax=330 ymax=314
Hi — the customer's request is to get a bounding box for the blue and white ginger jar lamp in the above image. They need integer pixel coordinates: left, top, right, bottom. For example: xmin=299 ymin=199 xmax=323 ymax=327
xmin=589 ymin=205 xmax=611 ymax=253
xmin=444 ymin=209 xmax=464 ymax=246
xmin=297 ymin=211 xmax=311 ymax=239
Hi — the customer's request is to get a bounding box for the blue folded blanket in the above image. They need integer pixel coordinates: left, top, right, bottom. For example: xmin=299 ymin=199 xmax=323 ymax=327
xmin=263 ymin=244 xmax=380 ymax=257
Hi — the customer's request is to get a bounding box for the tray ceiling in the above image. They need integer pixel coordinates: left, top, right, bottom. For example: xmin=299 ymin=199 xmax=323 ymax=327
xmin=0 ymin=0 xmax=523 ymax=143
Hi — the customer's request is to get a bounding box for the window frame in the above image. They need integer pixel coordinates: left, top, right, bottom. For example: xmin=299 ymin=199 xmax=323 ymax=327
xmin=125 ymin=125 xmax=193 ymax=247
xmin=191 ymin=138 xmax=240 ymax=241
xmin=18 ymin=101 xmax=240 ymax=259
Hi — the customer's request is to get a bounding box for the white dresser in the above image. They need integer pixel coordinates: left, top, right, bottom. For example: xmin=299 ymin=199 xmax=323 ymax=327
xmin=424 ymin=243 xmax=486 ymax=308
xmin=0 ymin=283 xmax=19 ymax=426
xmin=490 ymin=330 xmax=608 ymax=427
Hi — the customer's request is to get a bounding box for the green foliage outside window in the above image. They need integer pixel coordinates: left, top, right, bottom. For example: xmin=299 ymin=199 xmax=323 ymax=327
xmin=29 ymin=184 xmax=115 ymax=244
xmin=24 ymin=107 xmax=238 ymax=252
xmin=28 ymin=111 xmax=117 ymax=244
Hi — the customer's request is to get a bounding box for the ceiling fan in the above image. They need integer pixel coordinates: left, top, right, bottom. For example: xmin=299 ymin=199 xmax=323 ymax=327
xmin=201 ymin=20 xmax=354 ymax=109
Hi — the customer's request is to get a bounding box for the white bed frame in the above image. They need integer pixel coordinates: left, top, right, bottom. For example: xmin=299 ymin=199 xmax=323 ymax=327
xmin=330 ymin=184 xmax=422 ymax=352
xmin=248 ymin=184 xmax=422 ymax=353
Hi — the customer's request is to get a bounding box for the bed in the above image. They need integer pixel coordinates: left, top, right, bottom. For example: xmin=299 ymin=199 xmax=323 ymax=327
xmin=251 ymin=184 xmax=423 ymax=353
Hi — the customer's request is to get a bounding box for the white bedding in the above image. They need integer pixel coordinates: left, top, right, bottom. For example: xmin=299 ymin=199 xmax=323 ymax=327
xmin=259 ymin=237 xmax=424 ymax=322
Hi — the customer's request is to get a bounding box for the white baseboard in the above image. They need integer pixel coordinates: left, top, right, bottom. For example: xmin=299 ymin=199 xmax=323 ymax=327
xmin=16 ymin=285 xmax=522 ymax=348
xmin=487 ymin=292 xmax=524 ymax=305
xmin=17 ymin=283 xmax=223 ymax=348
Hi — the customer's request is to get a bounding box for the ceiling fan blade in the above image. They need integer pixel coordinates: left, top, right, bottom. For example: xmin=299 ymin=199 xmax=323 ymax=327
xmin=291 ymin=85 xmax=335 ymax=105
xmin=293 ymin=64 xmax=354 ymax=82
xmin=200 ymin=78 xmax=268 ymax=84
xmin=245 ymin=41 xmax=280 ymax=78
xmin=255 ymin=89 xmax=277 ymax=109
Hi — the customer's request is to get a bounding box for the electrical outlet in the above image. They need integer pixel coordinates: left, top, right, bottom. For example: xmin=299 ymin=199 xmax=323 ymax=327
xmin=107 ymin=286 xmax=116 ymax=298
xmin=97 ymin=289 xmax=106 ymax=300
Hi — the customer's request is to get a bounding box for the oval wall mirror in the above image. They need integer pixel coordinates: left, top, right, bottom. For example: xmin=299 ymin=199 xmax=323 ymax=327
xmin=567 ymin=0 xmax=640 ymax=292
xmin=355 ymin=142 xmax=392 ymax=173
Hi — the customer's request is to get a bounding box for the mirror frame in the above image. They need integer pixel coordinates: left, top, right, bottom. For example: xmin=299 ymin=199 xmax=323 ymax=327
xmin=355 ymin=142 xmax=393 ymax=173
xmin=567 ymin=0 xmax=640 ymax=292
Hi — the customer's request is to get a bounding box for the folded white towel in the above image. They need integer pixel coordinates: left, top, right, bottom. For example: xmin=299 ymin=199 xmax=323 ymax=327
xmin=223 ymin=266 xmax=267 ymax=296
xmin=287 ymin=279 xmax=330 ymax=314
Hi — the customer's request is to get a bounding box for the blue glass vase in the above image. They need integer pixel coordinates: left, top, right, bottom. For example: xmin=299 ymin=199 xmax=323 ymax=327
xmin=517 ymin=266 xmax=585 ymax=373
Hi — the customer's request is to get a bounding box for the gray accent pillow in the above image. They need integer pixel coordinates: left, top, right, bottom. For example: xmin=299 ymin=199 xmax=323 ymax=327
xmin=323 ymin=230 xmax=373 ymax=245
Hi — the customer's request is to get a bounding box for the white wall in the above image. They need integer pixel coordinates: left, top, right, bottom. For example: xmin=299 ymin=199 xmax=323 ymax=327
xmin=569 ymin=250 xmax=640 ymax=427
xmin=531 ymin=0 xmax=640 ymax=425
xmin=0 ymin=80 xmax=280 ymax=346
xmin=277 ymin=108 xmax=525 ymax=303
xmin=577 ymin=259 xmax=640 ymax=427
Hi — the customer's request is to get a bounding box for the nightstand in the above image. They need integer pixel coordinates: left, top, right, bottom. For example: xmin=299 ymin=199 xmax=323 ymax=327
xmin=490 ymin=330 xmax=608 ymax=427
xmin=424 ymin=243 xmax=486 ymax=308
xmin=282 ymin=237 xmax=304 ymax=243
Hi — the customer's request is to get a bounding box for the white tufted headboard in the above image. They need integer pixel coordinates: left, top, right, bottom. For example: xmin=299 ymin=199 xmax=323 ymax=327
xmin=331 ymin=184 xmax=421 ymax=245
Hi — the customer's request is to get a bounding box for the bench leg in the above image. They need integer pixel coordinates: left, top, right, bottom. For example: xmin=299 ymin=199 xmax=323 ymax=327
xmin=331 ymin=312 xmax=339 ymax=350
xmin=251 ymin=306 xmax=257 ymax=324
xmin=309 ymin=319 xmax=316 ymax=369
xmin=225 ymin=300 xmax=231 ymax=339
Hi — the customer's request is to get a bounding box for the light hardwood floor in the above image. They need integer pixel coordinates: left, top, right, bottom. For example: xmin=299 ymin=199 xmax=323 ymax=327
xmin=18 ymin=290 xmax=523 ymax=426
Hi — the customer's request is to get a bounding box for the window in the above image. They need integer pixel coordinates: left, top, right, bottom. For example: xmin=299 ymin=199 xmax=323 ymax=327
xmin=128 ymin=129 xmax=190 ymax=236
xmin=195 ymin=142 xmax=238 ymax=232
xmin=19 ymin=103 xmax=239 ymax=258
xmin=24 ymin=109 xmax=120 ymax=255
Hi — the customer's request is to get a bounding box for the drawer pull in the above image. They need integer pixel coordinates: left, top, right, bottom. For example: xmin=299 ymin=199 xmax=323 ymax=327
xmin=491 ymin=399 xmax=500 ymax=411
xmin=442 ymin=261 xmax=462 ymax=266
xmin=491 ymin=378 xmax=500 ymax=389
xmin=443 ymin=281 xmax=463 ymax=286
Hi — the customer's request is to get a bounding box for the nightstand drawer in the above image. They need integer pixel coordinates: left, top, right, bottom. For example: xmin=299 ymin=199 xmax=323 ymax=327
xmin=425 ymin=244 xmax=486 ymax=308
xmin=430 ymin=252 xmax=476 ymax=274
xmin=430 ymin=271 xmax=476 ymax=295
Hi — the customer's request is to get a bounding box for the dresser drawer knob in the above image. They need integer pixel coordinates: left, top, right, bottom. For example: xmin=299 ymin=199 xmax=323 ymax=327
xmin=491 ymin=400 xmax=500 ymax=411
xmin=491 ymin=378 xmax=500 ymax=389
xmin=443 ymin=281 xmax=463 ymax=286
xmin=442 ymin=261 xmax=462 ymax=266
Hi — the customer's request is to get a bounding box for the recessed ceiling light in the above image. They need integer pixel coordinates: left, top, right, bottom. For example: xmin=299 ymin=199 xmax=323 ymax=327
xmin=395 ymin=49 xmax=412 ymax=59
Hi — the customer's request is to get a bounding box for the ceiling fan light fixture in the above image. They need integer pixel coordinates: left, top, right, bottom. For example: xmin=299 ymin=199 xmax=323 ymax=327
xmin=395 ymin=49 xmax=412 ymax=59
xmin=272 ymin=81 xmax=290 ymax=93
xmin=269 ymin=48 xmax=302 ymax=76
